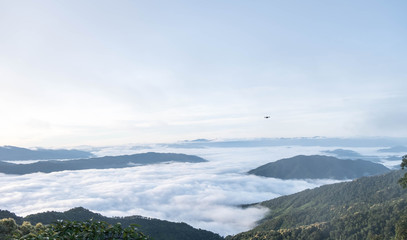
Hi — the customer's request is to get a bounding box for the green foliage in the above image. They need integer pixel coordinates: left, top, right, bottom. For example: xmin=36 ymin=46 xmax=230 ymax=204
xmin=396 ymin=215 xmax=407 ymax=240
xmin=1 ymin=208 xmax=223 ymax=240
xmin=21 ymin=207 xmax=223 ymax=240
xmin=0 ymin=218 xmax=19 ymax=239
xmin=19 ymin=221 xmax=36 ymax=236
xmin=398 ymin=155 xmax=407 ymax=188
xmin=0 ymin=219 xmax=46 ymax=240
xmin=2 ymin=219 xmax=150 ymax=240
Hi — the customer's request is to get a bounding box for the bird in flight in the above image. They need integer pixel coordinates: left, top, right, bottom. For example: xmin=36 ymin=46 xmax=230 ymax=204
xmin=264 ymin=116 xmax=271 ymax=119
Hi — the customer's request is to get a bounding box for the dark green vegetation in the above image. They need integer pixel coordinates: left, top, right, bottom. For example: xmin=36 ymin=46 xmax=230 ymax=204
xmin=228 ymin=170 xmax=407 ymax=240
xmin=0 ymin=146 xmax=94 ymax=161
xmin=0 ymin=207 xmax=223 ymax=240
xmin=399 ymin=155 xmax=407 ymax=188
xmin=248 ymin=155 xmax=390 ymax=180
xmin=1 ymin=218 xmax=149 ymax=240
xmin=0 ymin=152 xmax=207 ymax=175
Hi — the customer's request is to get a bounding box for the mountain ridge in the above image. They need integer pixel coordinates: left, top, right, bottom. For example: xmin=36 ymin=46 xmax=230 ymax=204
xmin=0 ymin=152 xmax=207 ymax=175
xmin=228 ymin=170 xmax=407 ymax=239
xmin=0 ymin=145 xmax=94 ymax=160
xmin=0 ymin=207 xmax=223 ymax=240
xmin=248 ymin=155 xmax=390 ymax=180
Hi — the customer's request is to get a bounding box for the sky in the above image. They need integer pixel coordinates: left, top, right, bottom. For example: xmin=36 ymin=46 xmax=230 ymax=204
xmin=0 ymin=0 xmax=406 ymax=147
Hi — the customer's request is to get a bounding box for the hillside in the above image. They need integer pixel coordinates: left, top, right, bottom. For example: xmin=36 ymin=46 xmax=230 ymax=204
xmin=228 ymin=170 xmax=407 ymax=239
xmin=0 ymin=152 xmax=207 ymax=175
xmin=248 ymin=155 xmax=390 ymax=179
xmin=0 ymin=207 xmax=223 ymax=240
xmin=0 ymin=146 xmax=94 ymax=160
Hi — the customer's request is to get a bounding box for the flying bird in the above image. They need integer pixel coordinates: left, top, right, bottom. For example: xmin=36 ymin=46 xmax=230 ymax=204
xmin=264 ymin=116 xmax=271 ymax=119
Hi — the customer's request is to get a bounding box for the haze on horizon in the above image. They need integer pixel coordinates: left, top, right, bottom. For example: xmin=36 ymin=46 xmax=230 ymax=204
xmin=0 ymin=0 xmax=406 ymax=148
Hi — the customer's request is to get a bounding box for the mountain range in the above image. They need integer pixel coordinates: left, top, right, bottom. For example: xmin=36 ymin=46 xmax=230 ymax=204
xmin=248 ymin=155 xmax=390 ymax=179
xmin=2 ymin=146 xmax=406 ymax=239
xmin=0 ymin=146 xmax=94 ymax=160
xmin=165 ymin=137 xmax=407 ymax=148
xmin=0 ymin=152 xmax=207 ymax=175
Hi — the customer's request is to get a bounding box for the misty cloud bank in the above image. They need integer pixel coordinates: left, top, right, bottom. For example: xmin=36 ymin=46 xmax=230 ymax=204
xmin=0 ymin=146 xmax=397 ymax=236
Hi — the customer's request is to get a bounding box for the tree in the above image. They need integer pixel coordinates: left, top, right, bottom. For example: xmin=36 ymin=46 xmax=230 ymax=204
xmin=397 ymin=155 xmax=407 ymax=240
xmin=399 ymin=155 xmax=407 ymax=188
xmin=396 ymin=215 xmax=407 ymax=240
xmin=0 ymin=218 xmax=19 ymax=239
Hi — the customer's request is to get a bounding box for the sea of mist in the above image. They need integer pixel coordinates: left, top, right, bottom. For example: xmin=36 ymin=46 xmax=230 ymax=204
xmin=0 ymin=145 xmax=401 ymax=236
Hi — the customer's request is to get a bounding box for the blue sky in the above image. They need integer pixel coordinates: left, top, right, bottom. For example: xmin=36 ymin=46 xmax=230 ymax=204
xmin=0 ymin=0 xmax=406 ymax=147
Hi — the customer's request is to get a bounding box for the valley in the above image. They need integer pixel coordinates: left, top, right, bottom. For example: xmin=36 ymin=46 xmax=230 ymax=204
xmin=1 ymin=140 xmax=405 ymax=238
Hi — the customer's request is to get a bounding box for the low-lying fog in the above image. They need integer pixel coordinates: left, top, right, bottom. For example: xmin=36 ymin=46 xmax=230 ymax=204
xmin=0 ymin=145 xmax=401 ymax=236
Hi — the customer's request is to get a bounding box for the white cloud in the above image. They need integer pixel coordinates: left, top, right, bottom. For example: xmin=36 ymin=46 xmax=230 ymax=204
xmin=0 ymin=146 xmax=343 ymax=236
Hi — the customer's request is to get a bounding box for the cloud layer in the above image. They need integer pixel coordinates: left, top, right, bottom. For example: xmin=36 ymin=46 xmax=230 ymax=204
xmin=0 ymin=146 xmax=377 ymax=236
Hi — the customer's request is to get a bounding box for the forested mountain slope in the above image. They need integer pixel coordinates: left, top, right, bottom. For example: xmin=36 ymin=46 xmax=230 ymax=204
xmin=228 ymin=170 xmax=407 ymax=240
xmin=248 ymin=155 xmax=390 ymax=179
xmin=0 ymin=207 xmax=223 ymax=240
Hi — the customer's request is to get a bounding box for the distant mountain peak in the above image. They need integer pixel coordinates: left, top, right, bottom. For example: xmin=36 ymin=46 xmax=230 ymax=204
xmin=248 ymin=155 xmax=390 ymax=180
xmin=0 ymin=146 xmax=94 ymax=161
